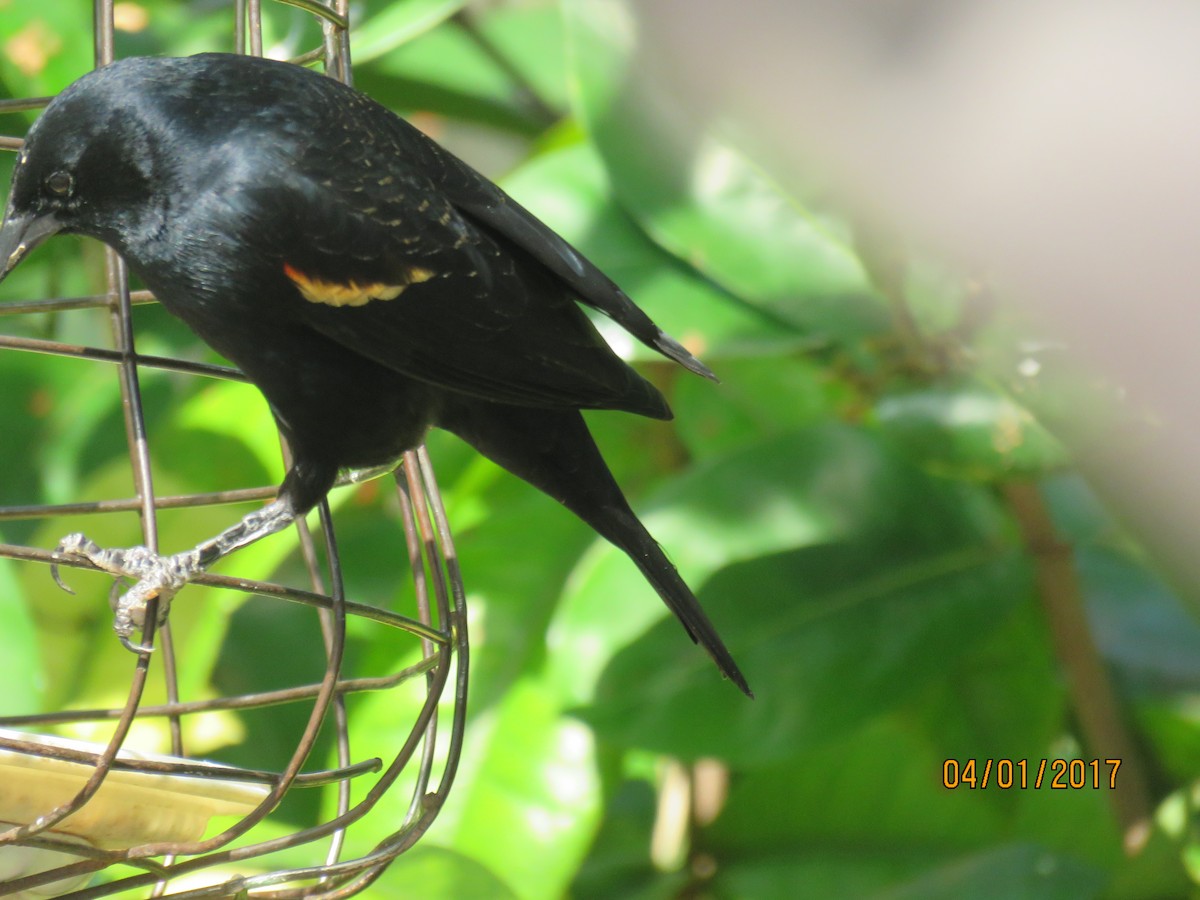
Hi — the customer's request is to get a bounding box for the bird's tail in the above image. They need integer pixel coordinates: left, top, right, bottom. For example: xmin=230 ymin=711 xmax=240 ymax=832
xmin=437 ymin=397 xmax=752 ymax=697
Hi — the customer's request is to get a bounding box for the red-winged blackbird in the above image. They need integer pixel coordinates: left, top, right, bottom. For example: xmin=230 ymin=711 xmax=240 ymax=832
xmin=0 ymin=53 xmax=750 ymax=696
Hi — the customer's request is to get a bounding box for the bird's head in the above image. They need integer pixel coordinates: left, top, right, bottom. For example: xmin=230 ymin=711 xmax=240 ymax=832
xmin=0 ymin=59 xmax=179 ymax=283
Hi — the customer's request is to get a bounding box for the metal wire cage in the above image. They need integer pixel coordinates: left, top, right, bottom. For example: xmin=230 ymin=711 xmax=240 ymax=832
xmin=0 ymin=1 xmax=468 ymax=896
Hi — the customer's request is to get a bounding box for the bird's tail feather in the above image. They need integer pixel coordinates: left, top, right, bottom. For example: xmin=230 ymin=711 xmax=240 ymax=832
xmin=598 ymin=501 xmax=752 ymax=697
xmin=437 ymin=397 xmax=752 ymax=697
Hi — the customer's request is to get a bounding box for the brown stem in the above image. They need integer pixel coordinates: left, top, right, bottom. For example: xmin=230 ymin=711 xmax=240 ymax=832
xmin=1003 ymin=479 xmax=1153 ymax=854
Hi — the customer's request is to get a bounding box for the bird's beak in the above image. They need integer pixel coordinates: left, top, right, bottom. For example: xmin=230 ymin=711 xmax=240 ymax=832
xmin=0 ymin=209 xmax=60 ymax=282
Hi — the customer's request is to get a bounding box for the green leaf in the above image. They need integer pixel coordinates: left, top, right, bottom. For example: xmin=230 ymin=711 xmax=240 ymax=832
xmin=569 ymin=778 xmax=672 ymax=900
xmin=873 ymin=843 xmax=1107 ymax=900
xmin=1077 ymin=544 xmax=1200 ymax=692
xmin=449 ymin=482 xmax=593 ymax=709
xmin=37 ymin=351 xmax=133 ymax=507
xmin=359 ymin=4 xmax=571 ymax=132
xmin=478 ymin=4 xmax=571 ymax=113
xmin=361 ymin=846 xmax=517 ymax=900
xmin=352 ymin=0 xmax=467 ymax=65
xmin=172 ymin=379 xmax=285 ymax=485
xmin=327 ymin=671 xmax=600 ymax=899
xmin=562 ymin=0 xmax=881 ymax=338
xmin=499 ymin=138 xmax=791 ymax=361
xmin=584 ymin=539 xmax=1028 ymax=763
xmin=671 ymin=354 xmax=852 ymax=461
xmin=710 ymin=719 xmax=1004 ymax=853
xmin=431 ymin=678 xmax=603 ymax=900
xmin=875 ymin=378 xmax=1070 ymax=481
xmin=359 ymin=20 xmax=519 ymax=128
xmin=914 ymin=595 xmax=1066 ymax=765
xmin=0 ymin=555 xmax=41 ymax=714
xmin=716 ymin=854 xmax=932 ymax=900
xmin=549 ymin=424 xmax=1012 ymax=712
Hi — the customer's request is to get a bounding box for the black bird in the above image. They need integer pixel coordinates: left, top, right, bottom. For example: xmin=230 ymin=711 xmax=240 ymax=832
xmin=0 ymin=53 xmax=750 ymax=696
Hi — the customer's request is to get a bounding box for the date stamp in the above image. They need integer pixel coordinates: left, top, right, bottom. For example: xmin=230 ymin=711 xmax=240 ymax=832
xmin=942 ymin=758 xmax=1121 ymax=790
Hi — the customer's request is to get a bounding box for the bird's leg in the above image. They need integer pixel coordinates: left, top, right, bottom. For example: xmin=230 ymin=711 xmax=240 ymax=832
xmin=53 ymin=498 xmax=298 ymax=651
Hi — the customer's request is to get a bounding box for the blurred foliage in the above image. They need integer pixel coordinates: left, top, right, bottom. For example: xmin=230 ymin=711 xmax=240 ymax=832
xmin=1 ymin=1 xmax=1199 ymax=898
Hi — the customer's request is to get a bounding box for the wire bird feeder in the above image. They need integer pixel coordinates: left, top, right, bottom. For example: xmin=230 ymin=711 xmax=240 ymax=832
xmin=0 ymin=1 xmax=468 ymax=896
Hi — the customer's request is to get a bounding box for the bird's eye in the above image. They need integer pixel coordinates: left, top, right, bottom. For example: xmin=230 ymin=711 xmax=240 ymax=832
xmin=44 ymin=171 xmax=74 ymax=197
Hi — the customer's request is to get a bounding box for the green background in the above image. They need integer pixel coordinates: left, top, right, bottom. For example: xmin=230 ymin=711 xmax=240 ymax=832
xmin=0 ymin=1 xmax=1197 ymax=897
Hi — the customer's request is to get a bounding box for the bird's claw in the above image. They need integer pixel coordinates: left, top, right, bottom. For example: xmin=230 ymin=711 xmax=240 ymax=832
xmin=52 ymin=533 xmax=198 ymax=652
xmin=51 ymin=533 xmax=109 ymax=596
xmin=50 ymin=560 xmax=75 ymax=595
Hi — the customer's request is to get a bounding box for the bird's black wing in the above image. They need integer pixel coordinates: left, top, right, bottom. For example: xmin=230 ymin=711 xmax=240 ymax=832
xmin=242 ymin=72 xmax=670 ymax=419
xmin=368 ymin=110 xmax=718 ymax=382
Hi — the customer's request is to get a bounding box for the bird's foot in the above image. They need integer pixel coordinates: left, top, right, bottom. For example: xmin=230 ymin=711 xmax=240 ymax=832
xmin=52 ymin=534 xmax=200 ymax=652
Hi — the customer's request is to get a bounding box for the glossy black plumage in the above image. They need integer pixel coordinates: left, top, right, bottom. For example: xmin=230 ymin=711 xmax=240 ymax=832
xmin=0 ymin=53 xmax=750 ymax=696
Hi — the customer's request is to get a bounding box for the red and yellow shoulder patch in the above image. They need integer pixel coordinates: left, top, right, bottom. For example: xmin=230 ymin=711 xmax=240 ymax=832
xmin=283 ymin=263 xmax=434 ymax=308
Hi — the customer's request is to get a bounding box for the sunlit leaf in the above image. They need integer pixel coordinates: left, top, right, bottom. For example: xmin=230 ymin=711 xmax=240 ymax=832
xmin=0 ymin=555 xmax=41 ymax=713
xmin=500 ymin=138 xmax=788 ymax=361
xmin=478 ymin=4 xmax=571 ymax=114
xmin=362 ymin=846 xmax=517 ymax=900
xmin=431 ymin=678 xmax=602 ymax=900
xmin=352 ymin=0 xmax=466 ymax=65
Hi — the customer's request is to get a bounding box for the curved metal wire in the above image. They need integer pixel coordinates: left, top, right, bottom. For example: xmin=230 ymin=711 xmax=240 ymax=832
xmin=0 ymin=1 xmax=468 ymax=896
